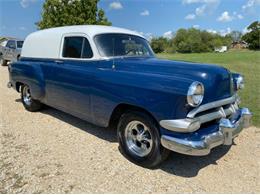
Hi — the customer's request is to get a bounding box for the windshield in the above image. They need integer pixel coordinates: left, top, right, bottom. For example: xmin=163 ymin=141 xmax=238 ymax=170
xmin=94 ymin=33 xmax=154 ymax=58
xmin=17 ymin=41 xmax=24 ymax=48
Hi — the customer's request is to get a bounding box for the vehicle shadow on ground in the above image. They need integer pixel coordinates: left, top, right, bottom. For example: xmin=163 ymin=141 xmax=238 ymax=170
xmin=24 ymin=102 xmax=231 ymax=178
xmin=39 ymin=105 xmax=118 ymax=143
xmin=160 ymin=145 xmax=231 ymax=177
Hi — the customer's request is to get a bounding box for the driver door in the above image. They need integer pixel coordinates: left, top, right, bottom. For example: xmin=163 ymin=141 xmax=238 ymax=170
xmin=43 ymin=34 xmax=96 ymax=123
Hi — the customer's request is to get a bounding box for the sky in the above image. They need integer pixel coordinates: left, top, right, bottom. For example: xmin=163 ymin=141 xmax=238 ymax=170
xmin=0 ymin=0 xmax=259 ymax=40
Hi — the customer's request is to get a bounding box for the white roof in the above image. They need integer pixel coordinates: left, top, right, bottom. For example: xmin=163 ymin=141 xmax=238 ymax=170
xmin=21 ymin=25 xmax=145 ymax=59
xmin=36 ymin=25 xmax=144 ymax=38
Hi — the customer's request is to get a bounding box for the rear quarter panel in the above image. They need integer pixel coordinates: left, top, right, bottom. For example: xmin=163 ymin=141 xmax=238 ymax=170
xmin=9 ymin=60 xmax=46 ymax=100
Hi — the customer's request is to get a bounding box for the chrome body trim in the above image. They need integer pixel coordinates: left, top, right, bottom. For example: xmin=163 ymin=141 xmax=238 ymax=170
xmin=159 ymin=118 xmax=200 ymax=132
xmin=161 ymin=108 xmax=252 ymax=156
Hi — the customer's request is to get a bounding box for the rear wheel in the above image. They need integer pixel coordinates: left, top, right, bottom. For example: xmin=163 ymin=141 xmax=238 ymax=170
xmin=21 ymin=85 xmax=43 ymax=112
xmin=117 ymin=111 xmax=170 ymax=168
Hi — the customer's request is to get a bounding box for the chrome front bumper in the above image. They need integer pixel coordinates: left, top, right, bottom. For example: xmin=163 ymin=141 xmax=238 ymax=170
xmin=161 ymin=108 xmax=252 ymax=156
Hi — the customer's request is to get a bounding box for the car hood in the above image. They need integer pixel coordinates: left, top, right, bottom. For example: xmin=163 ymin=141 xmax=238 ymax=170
xmin=113 ymin=57 xmax=234 ymax=102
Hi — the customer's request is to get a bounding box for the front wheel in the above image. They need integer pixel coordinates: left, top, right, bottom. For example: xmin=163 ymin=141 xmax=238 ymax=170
xmin=21 ymin=85 xmax=43 ymax=112
xmin=117 ymin=111 xmax=170 ymax=168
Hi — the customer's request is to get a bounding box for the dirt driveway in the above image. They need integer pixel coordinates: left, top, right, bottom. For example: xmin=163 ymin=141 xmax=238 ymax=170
xmin=0 ymin=67 xmax=260 ymax=193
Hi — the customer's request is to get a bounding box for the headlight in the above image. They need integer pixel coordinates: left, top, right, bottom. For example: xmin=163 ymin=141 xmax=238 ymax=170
xmin=235 ymin=75 xmax=244 ymax=90
xmin=187 ymin=81 xmax=204 ymax=107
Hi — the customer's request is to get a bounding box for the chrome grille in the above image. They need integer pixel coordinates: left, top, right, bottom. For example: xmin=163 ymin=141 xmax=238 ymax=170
xmin=187 ymin=94 xmax=239 ymax=125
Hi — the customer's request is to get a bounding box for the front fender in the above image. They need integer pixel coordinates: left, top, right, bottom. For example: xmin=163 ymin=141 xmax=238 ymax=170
xmin=91 ymin=68 xmax=193 ymax=127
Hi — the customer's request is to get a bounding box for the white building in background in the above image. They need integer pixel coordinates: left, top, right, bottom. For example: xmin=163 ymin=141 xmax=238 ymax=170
xmin=214 ymin=46 xmax=228 ymax=53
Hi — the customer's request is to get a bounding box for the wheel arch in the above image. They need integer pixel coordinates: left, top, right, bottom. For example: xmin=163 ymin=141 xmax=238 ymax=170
xmin=109 ymin=103 xmax=160 ymax=130
xmin=15 ymin=81 xmax=24 ymax=92
xmin=11 ymin=62 xmax=46 ymax=100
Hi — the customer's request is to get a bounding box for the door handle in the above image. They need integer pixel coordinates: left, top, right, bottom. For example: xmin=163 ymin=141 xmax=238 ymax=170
xmin=55 ymin=60 xmax=63 ymax=64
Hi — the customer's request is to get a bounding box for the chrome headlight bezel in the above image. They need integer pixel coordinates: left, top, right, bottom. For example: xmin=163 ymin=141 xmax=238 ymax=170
xmin=235 ymin=75 xmax=244 ymax=90
xmin=187 ymin=81 xmax=204 ymax=107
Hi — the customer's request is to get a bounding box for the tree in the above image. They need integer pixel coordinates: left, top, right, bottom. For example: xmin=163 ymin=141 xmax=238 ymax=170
xmin=150 ymin=37 xmax=169 ymax=53
xmin=165 ymin=39 xmax=177 ymax=53
xmin=174 ymin=28 xmax=209 ymax=53
xmin=96 ymin=9 xmax=111 ymax=26
xmin=152 ymin=27 xmax=242 ymax=53
xmin=222 ymin=34 xmax=233 ymax=48
xmin=201 ymin=30 xmax=214 ymax=51
xmin=187 ymin=28 xmax=204 ymax=53
xmin=242 ymin=21 xmax=260 ymax=50
xmin=230 ymin=31 xmax=242 ymax=42
xmin=173 ymin=29 xmax=190 ymax=53
xmin=37 ymin=0 xmax=111 ymax=30
xmin=210 ymin=36 xmax=223 ymax=49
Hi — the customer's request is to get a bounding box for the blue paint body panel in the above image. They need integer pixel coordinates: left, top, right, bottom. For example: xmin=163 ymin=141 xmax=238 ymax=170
xmin=9 ymin=56 xmax=235 ymax=136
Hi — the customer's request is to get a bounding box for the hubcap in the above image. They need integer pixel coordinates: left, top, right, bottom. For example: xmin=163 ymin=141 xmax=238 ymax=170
xmin=125 ymin=121 xmax=153 ymax=157
xmin=22 ymin=86 xmax=32 ymax=106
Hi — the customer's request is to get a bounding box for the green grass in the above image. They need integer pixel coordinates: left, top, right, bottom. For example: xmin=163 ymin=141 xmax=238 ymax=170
xmin=158 ymin=50 xmax=260 ymax=127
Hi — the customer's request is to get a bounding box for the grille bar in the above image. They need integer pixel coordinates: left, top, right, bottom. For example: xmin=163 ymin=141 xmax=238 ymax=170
xmin=196 ymin=102 xmax=239 ymax=124
xmin=187 ymin=94 xmax=238 ymax=118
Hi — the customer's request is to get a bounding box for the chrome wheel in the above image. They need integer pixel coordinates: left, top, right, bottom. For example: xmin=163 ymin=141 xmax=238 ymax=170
xmin=22 ymin=86 xmax=32 ymax=106
xmin=125 ymin=120 xmax=153 ymax=157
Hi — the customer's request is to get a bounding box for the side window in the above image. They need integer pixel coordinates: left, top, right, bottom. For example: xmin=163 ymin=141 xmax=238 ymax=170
xmin=6 ymin=40 xmax=16 ymax=49
xmin=62 ymin=36 xmax=93 ymax=59
xmin=16 ymin=41 xmax=24 ymax=48
xmin=82 ymin=39 xmax=93 ymax=58
xmin=63 ymin=37 xmax=83 ymax=58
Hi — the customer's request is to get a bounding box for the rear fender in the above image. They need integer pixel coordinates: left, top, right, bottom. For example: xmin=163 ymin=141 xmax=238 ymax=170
xmin=11 ymin=62 xmax=46 ymax=100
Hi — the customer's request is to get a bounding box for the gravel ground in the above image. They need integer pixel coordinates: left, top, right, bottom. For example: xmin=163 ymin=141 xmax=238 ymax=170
xmin=0 ymin=66 xmax=260 ymax=193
